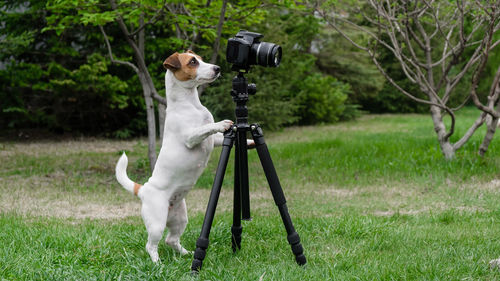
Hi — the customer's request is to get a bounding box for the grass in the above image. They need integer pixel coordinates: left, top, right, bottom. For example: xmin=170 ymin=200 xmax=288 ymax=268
xmin=1 ymin=108 xmax=500 ymax=280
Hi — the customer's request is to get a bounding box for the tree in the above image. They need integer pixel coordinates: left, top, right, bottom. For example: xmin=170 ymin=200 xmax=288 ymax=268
xmin=44 ymin=0 xmax=267 ymax=171
xmin=315 ymin=0 xmax=500 ymax=159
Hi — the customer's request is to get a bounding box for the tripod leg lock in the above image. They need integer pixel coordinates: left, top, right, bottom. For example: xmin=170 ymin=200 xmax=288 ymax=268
xmin=223 ymin=128 xmax=236 ymax=146
xmin=250 ymin=123 xmax=266 ymax=146
xmin=194 ymin=248 xmax=206 ymax=260
xmin=191 ymin=237 xmax=210 ymax=272
xmin=196 ymin=237 xmax=209 ymax=248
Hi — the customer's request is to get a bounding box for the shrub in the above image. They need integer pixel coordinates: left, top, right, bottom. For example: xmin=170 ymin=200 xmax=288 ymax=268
xmin=295 ymin=73 xmax=348 ymax=124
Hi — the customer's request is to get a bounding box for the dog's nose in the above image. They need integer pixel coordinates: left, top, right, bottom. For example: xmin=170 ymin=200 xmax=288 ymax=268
xmin=213 ymin=66 xmax=220 ymax=74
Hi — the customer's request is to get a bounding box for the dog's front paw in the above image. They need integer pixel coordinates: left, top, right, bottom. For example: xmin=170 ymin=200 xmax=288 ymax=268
xmin=217 ymin=120 xmax=234 ymax=132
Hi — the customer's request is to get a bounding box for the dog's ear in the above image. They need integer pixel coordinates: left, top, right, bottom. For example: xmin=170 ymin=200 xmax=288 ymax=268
xmin=163 ymin=52 xmax=181 ymax=72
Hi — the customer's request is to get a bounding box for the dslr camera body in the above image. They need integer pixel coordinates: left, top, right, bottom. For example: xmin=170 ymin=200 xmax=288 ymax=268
xmin=226 ymin=30 xmax=282 ymax=71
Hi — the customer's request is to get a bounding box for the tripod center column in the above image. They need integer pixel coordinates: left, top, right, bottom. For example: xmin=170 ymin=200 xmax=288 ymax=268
xmin=231 ymin=72 xmax=251 ymax=126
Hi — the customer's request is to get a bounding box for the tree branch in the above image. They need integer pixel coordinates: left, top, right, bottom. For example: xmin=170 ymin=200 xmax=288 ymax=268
xmin=469 ymin=9 xmax=500 ymax=118
xmin=198 ymin=0 xmax=228 ymax=96
xmin=209 ymin=0 xmax=228 ymax=64
xmin=129 ymin=1 xmax=168 ymax=38
xmin=317 ymin=7 xmax=446 ymax=110
xmin=453 ymin=112 xmax=486 ymax=150
xmin=99 ymin=25 xmax=139 ymax=73
xmin=108 ymin=0 xmax=167 ymax=106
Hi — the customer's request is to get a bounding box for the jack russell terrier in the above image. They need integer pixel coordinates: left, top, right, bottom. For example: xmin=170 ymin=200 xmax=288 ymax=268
xmin=115 ymin=50 xmax=236 ymax=262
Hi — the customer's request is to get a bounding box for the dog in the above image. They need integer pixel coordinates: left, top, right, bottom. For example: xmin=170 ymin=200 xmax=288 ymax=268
xmin=115 ymin=50 xmax=234 ymax=262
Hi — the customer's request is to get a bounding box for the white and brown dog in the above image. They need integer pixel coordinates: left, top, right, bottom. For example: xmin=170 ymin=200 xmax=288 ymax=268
xmin=115 ymin=50 xmax=233 ymax=262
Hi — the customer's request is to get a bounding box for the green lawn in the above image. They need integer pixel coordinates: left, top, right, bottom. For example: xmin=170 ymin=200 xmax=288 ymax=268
xmin=1 ymin=109 xmax=500 ymax=280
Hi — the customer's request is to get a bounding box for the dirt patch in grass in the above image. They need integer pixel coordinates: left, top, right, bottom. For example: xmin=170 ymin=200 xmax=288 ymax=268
xmin=372 ymin=204 xmax=487 ymax=217
xmin=2 ymin=170 xmax=495 ymax=220
xmin=0 ymin=184 xmax=272 ymax=220
xmin=1 ymin=139 xmax=138 ymax=157
xmin=2 ymin=137 xmax=498 ymax=221
xmin=1 ymin=174 xmax=141 ymax=219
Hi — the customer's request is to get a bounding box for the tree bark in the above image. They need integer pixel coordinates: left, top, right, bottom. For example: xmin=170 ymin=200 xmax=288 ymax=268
xmin=136 ymin=72 xmax=157 ymax=171
xmin=479 ymin=114 xmax=498 ymax=156
xmin=429 ymin=104 xmax=455 ymax=159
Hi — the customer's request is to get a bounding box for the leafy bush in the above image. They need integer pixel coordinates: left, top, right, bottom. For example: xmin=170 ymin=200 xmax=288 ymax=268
xmin=295 ymin=73 xmax=348 ymax=124
xmin=0 ymin=53 xmax=141 ymax=133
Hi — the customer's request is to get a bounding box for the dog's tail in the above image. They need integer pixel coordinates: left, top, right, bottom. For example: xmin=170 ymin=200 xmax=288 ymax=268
xmin=115 ymin=152 xmax=142 ymax=196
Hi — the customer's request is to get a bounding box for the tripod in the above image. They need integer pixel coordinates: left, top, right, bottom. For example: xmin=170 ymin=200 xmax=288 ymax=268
xmin=191 ymin=72 xmax=307 ymax=272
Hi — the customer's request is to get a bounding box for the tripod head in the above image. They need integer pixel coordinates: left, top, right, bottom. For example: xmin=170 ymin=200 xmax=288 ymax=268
xmin=230 ymin=72 xmax=257 ymax=127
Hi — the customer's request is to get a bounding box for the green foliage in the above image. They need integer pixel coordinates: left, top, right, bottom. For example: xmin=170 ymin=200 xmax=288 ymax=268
xmin=1 ymin=0 xmax=353 ymax=136
xmin=0 ymin=52 xmax=137 ymax=132
xmin=0 ymin=0 xmax=145 ymax=135
xmin=295 ymin=73 xmax=348 ymax=124
xmin=3 ymin=0 xmax=500 ymax=137
xmin=203 ymin=7 xmax=351 ymax=129
xmin=315 ymin=26 xmax=386 ymax=111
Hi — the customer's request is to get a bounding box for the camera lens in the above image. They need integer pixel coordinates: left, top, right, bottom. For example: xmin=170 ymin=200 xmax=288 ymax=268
xmin=252 ymin=42 xmax=282 ymax=67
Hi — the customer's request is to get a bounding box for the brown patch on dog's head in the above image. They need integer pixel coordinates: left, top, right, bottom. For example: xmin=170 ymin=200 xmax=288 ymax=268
xmin=163 ymin=51 xmax=202 ymax=81
xmin=163 ymin=52 xmax=181 ymax=72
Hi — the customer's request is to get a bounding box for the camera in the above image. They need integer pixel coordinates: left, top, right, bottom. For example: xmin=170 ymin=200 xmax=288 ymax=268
xmin=226 ymin=30 xmax=282 ymax=71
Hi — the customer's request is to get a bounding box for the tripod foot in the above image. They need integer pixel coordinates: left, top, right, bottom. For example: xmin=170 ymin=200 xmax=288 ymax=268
xmin=231 ymin=225 xmax=242 ymax=252
xmin=288 ymin=232 xmax=307 ymax=266
xmin=191 ymin=237 xmax=209 ymax=272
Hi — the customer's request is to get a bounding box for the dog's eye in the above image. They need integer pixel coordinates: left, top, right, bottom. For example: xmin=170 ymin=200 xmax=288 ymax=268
xmin=189 ymin=58 xmax=198 ymax=65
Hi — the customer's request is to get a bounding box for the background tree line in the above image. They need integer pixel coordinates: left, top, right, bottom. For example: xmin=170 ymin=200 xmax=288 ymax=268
xmin=1 ymin=1 xmax=499 ymax=156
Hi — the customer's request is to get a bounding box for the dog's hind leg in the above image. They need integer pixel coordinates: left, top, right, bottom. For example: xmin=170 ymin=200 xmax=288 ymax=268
xmin=165 ymin=199 xmax=190 ymax=255
xmin=141 ymin=190 xmax=169 ymax=263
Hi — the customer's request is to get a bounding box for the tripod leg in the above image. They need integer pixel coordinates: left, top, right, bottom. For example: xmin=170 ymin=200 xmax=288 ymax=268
xmin=232 ymin=138 xmax=242 ymax=252
xmin=250 ymin=124 xmax=307 ymax=266
xmin=191 ymin=130 xmax=235 ymax=273
xmin=237 ymin=129 xmax=251 ymax=220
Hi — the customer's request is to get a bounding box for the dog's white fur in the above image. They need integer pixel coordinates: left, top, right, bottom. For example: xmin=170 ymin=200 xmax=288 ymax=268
xmin=115 ymin=51 xmax=232 ymax=262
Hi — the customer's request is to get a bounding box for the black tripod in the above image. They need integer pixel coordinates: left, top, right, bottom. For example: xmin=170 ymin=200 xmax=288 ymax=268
xmin=191 ymin=72 xmax=306 ymax=272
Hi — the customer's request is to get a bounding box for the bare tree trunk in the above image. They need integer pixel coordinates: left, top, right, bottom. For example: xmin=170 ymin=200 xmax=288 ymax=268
xmin=430 ymin=104 xmax=454 ymax=159
xmin=138 ymin=13 xmax=157 ymax=171
xmin=209 ymin=0 xmax=227 ymax=64
xmin=479 ymin=69 xmax=500 ymax=156
xmin=480 ymin=115 xmax=498 ymax=156
xmin=137 ymin=72 xmax=157 ymax=171
xmin=158 ymin=103 xmax=166 ymax=144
